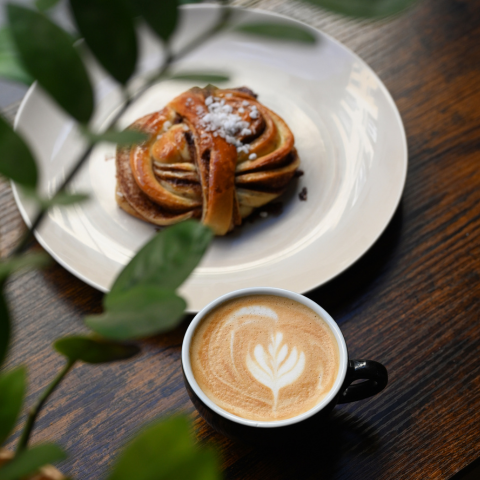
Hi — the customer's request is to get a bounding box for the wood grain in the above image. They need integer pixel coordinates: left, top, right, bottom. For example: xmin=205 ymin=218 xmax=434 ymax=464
xmin=2 ymin=0 xmax=480 ymax=479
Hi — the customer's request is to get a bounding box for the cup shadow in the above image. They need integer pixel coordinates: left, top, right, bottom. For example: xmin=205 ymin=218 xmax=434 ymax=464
xmin=221 ymin=409 xmax=381 ymax=480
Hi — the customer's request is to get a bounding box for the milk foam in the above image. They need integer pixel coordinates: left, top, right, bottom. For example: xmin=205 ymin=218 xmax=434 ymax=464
xmin=246 ymin=332 xmax=306 ymax=410
xmin=190 ymin=295 xmax=340 ymax=422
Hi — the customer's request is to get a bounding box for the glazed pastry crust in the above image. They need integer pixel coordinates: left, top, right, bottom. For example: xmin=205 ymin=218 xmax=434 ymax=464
xmin=116 ymin=86 xmax=300 ymax=235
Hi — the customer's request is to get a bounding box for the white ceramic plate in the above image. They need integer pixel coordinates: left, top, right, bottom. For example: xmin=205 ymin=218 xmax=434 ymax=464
xmin=13 ymin=5 xmax=407 ymax=312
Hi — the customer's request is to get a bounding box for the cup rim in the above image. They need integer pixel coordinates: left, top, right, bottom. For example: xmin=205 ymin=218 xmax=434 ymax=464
xmin=182 ymin=287 xmax=349 ymax=428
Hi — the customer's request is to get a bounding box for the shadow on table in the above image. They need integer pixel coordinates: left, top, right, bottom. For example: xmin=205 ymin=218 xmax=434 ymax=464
xmin=221 ymin=409 xmax=381 ymax=480
xmin=39 ymin=256 xmax=104 ymax=315
xmin=451 ymin=457 xmax=480 ymax=480
xmin=305 ymin=201 xmax=404 ymax=321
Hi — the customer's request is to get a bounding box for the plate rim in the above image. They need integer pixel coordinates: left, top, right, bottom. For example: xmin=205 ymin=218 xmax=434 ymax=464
xmin=11 ymin=4 xmax=408 ymax=312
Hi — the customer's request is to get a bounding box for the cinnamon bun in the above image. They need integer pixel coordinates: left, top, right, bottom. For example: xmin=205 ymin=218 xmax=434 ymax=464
xmin=116 ymin=86 xmax=300 ymax=235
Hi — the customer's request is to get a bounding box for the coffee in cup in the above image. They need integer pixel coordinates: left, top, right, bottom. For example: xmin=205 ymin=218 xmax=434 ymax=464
xmin=190 ymin=294 xmax=340 ymax=421
xmin=182 ymin=287 xmax=388 ymax=444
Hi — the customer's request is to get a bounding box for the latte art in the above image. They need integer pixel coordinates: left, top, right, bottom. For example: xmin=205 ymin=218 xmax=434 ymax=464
xmin=246 ymin=332 xmax=306 ymax=410
xmin=190 ymin=295 xmax=340 ymax=421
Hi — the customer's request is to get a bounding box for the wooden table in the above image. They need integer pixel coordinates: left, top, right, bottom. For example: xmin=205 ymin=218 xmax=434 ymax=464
xmin=2 ymin=0 xmax=480 ymax=478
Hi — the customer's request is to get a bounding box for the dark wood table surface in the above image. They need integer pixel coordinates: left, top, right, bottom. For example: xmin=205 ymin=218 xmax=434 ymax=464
xmin=2 ymin=0 xmax=480 ymax=478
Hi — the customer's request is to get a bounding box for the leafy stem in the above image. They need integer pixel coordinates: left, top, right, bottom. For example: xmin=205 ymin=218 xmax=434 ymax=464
xmin=15 ymin=359 xmax=75 ymax=454
xmin=167 ymin=4 xmax=231 ymax=67
xmin=11 ymin=144 xmax=94 ymax=257
xmin=7 ymin=6 xmax=233 ymax=455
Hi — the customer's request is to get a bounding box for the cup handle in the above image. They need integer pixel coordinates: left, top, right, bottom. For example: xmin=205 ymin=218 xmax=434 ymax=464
xmin=338 ymin=359 xmax=388 ymax=404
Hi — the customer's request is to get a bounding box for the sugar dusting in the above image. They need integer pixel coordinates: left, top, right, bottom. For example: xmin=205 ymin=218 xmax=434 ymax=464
xmin=197 ymin=95 xmax=259 ymax=154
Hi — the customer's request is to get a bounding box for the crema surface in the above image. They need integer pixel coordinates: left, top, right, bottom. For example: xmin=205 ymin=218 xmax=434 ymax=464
xmin=190 ymin=295 xmax=340 ymax=421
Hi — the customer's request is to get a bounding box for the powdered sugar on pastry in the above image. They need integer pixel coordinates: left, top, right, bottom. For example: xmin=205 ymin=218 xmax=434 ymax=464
xmin=200 ymin=96 xmax=252 ymax=153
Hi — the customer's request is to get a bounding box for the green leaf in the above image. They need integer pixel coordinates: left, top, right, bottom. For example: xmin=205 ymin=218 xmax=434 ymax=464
xmin=86 ymin=287 xmax=186 ymax=340
xmin=69 ymin=0 xmax=138 ymax=85
xmin=235 ymin=22 xmax=316 ymax=44
xmin=0 ymin=252 xmax=51 ymax=281
xmin=0 ymin=292 xmax=10 ymax=369
xmin=46 ymin=192 xmax=89 ymax=207
xmin=0 ymin=114 xmax=37 ymax=188
xmin=20 ymin=188 xmax=89 ymax=209
xmin=82 ymin=129 xmax=148 ymax=146
xmin=0 ymin=443 xmax=66 ymax=480
xmin=0 ymin=366 xmax=26 ymax=447
xmin=130 ymin=0 xmax=179 ymax=42
xmin=8 ymin=5 xmax=94 ymax=123
xmin=0 ymin=27 xmax=33 ymax=85
xmin=35 ymin=0 xmax=61 ymax=12
xmin=178 ymin=0 xmax=203 ymax=3
xmin=54 ymin=335 xmax=140 ymax=364
xmin=109 ymin=220 xmax=213 ymax=296
xmin=301 ymin=0 xmax=418 ymax=18
xmin=170 ymin=72 xmax=230 ymax=83
xmin=107 ymin=415 xmax=220 ymax=480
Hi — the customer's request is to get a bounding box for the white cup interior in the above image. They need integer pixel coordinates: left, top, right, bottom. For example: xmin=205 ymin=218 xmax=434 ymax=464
xmin=182 ymin=287 xmax=349 ymax=428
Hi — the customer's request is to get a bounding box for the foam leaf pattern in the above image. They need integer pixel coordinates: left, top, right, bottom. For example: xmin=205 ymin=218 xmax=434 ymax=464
xmin=246 ymin=332 xmax=305 ymax=410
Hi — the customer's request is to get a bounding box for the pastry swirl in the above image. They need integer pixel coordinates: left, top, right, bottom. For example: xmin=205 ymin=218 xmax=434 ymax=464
xmin=116 ymin=86 xmax=300 ymax=235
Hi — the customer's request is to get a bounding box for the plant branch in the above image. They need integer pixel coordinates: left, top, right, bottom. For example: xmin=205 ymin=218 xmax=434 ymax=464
xmin=16 ymin=360 xmax=76 ymax=454
xmin=11 ymin=143 xmax=94 ymax=256
xmin=10 ymin=5 xmax=233 ymax=258
xmin=172 ymin=5 xmax=232 ymax=64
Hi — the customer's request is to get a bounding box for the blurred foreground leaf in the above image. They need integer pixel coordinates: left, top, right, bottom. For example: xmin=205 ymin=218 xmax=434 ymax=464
xmin=82 ymin=129 xmax=148 ymax=146
xmin=86 ymin=287 xmax=186 ymax=340
xmin=110 ymin=221 xmax=213 ymax=295
xmin=0 ymin=292 xmax=9 ymax=367
xmin=35 ymin=0 xmax=62 ymax=12
xmin=131 ymin=0 xmax=179 ymax=42
xmin=0 ymin=367 xmax=26 ymax=446
xmin=54 ymin=335 xmax=140 ymax=364
xmin=70 ymin=0 xmax=138 ymax=85
xmin=107 ymin=416 xmax=220 ymax=480
xmin=21 ymin=188 xmax=89 ymax=209
xmin=0 ymin=115 xmax=37 ymax=188
xmin=43 ymin=192 xmax=89 ymax=207
xmin=8 ymin=4 xmax=94 ymax=123
xmin=170 ymin=72 xmax=229 ymax=83
xmin=0 ymin=27 xmax=32 ymax=85
xmin=87 ymin=222 xmax=210 ymax=340
xmin=0 ymin=252 xmax=51 ymax=282
xmin=302 ymin=0 xmax=418 ymax=18
xmin=0 ymin=443 xmax=66 ymax=480
xmin=235 ymin=22 xmax=316 ymax=44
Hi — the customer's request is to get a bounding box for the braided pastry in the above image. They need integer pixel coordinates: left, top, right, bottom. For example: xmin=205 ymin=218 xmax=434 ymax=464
xmin=116 ymin=86 xmax=300 ymax=235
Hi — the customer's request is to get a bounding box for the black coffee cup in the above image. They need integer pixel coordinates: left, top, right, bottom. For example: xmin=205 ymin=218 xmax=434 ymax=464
xmin=182 ymin=287 xmax=388 ymax=444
